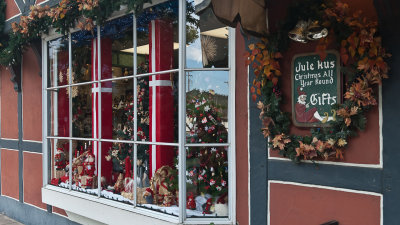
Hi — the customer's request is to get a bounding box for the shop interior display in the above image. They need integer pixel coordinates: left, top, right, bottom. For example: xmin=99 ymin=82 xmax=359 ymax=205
xmin=48 ymin=0 xmax=230 ymax=217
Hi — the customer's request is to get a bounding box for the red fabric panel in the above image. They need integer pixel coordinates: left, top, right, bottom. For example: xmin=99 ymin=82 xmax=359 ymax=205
xmin=148 ymin=20 xmax=175 ymax=177
xmin=91 ymin=38 xmax=113 ymax=182
xmin=57 ymin=51 xmax=69 ymax=137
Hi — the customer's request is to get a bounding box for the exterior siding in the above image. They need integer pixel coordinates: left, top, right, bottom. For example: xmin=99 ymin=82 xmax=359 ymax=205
xmin=22 ymin=48 xmax=42 ymax=142
xmin=1 ymin=149 xmax=19 ymax=199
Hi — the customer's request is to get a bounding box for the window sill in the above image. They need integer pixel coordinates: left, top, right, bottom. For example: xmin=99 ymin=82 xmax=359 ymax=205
xmin=42 ymin=186 xmax=177 ymax=225
xmin=42 ymin=186 xmax=233 ymax=225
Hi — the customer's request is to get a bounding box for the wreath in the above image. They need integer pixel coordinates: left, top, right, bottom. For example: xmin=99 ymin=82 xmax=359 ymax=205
xmin=246 ymin=0 xmax=391 ymax=162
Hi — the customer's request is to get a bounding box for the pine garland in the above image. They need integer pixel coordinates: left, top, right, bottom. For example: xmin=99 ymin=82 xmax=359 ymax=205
xmin=247 ymin=0 xmax=391 ymax=162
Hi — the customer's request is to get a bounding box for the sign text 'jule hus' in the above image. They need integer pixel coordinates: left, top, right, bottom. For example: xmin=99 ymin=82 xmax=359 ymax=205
xmin=292 ymin=51 xmax=341 ymax=127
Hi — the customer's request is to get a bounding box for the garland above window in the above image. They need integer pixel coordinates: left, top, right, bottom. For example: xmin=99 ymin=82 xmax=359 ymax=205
xmin=0 ymin=0 xmax=155 ymax=66
xmin=246 ymin=0 xmax=391 ymax=162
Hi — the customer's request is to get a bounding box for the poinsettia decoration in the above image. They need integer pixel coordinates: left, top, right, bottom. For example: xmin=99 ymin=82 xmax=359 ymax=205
xmin=246 ymin=0 xmax=390 ymax=162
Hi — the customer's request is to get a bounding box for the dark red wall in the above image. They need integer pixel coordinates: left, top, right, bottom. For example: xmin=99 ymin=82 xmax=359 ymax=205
xmin=23 ymin=152 xmax=46 ymax=209
xmin=1 ymin=67 xmax=19 ymax=139
xmin=4 ymin=0 xmax=20 ymax=20
xmin=270 ymin=182 xmax=381 ymax=225
xmin=236 ymin=25 xmax=249 ymax=225
xmin=1 ymin=149 xmax=19 ymax=199
xmin=268 ymin=0 xmax=381 ymax=165
xmin=22 ymin=48 xmax=42 ymax=141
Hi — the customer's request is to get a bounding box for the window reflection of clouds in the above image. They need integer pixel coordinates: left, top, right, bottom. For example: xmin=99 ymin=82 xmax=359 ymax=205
xmin=188 ymin=71 xmax=228 ymax=96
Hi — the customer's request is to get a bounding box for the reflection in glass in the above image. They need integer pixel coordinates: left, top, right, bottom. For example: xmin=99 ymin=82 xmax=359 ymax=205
xmin=137 ymin=73 xmax=179 ymax=143
xmin=50 ymin=140 xmax=99 ymax=197
xmin=71 ymin=30 xmax=95 ymax=84
xmin=99 ymin=14 xmax=135 ymax=142
xmin=72 ymin=85 xmax=93 ymax=138
xmin=100 ymin=141 xmax=134 ymax=205
xmin=186 ymin=0 xmax=229 ymax=68
xmin=105 ymin=79 xmax=134 ymax=141
xmin=69 ymin=140 xmax=98 ymax=195
xmin=136 ymin=145 xmax=179 ymax=216
xmin=136 ymin=0 xmax=179 ymax=74
xmin=48 ymin=37 xmax=69 ymax=87
xmin=186 ymin=147 xmax=229 ymax=217
xmin=49 ymin=139 xmax=69 ymax=188
xmin=186 ymin=71 xmax=229 ymax=143
xmin=49 ymin=88 xmax=69 ymax=137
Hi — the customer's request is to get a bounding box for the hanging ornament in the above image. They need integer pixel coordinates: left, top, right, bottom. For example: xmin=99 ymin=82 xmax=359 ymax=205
xmin=288 ymin=20 xmax=309 ymax=43
xmin=306 ymin=20 xmax=328 ymax=40
xmin=288 ymin=20 xmax=328 ymax=43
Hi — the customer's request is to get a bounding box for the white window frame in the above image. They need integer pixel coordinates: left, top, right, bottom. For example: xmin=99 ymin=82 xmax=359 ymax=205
xmin=41 ymin=0 xmax=236 ymax=224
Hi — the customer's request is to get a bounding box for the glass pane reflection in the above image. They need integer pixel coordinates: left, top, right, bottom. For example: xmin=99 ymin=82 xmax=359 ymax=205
xmin=186 ymin=71 xmax=229 ymax=144
xmin=186 ymin=146 xmax=229 ymax=217
xmin=186 ymin=0 xmax=229 ymax=68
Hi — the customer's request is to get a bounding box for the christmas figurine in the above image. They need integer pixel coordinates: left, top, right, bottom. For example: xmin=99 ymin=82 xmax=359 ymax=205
xmin=54 ymin=148 xmax=66 ymax=179
xmin=203 ymin=198 xmax=213 ymax=214
xmin=114 ymin=173 xmax=125 ymax=193
xmin=84 ymin=152 xmax=96 ymax=176
xmin=186 ymin=193 xmax=196 ymax=210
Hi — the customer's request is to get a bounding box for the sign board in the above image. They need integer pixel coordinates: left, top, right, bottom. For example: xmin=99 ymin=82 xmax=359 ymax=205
xmin=291 ymin=51 xmax=341 ymax=127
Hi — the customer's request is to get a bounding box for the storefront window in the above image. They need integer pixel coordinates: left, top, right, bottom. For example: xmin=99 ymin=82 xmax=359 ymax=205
xmin=44 ymin=0 xmax=234 ymax=222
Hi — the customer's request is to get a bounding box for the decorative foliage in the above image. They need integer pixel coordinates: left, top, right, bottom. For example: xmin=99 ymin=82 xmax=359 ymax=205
xmin=246 ymin=0 xmax=390 ymax=162
xmin=0 ymin=0 xmax=199 ymax=67
xmin=0 ymin=0 xmax=152 ymax=66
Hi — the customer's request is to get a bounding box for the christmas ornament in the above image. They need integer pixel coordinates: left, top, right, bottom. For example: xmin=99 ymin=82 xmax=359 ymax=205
xmin=306 ymin=20 xmax=328 ymax=40
xmin=288 ymin=20 xmax=309 ymax=43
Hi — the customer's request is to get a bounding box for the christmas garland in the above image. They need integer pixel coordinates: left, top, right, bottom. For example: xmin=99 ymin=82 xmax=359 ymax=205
xmin=247 ymin=0 xmax=391 ymax=162
xmin=0 ymin=0 xmax=199 ymax=67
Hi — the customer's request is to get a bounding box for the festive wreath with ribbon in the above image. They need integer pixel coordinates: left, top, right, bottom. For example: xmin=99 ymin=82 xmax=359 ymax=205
xmin=246 ymin=0 xmax=391 ymax=162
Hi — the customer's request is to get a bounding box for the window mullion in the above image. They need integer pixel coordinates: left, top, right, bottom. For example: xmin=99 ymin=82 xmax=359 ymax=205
xmin=97 ymin=25 xmax=102 ymax=198
xmin=133 ymin=14 xmax=138 ymax=207
xmin=228 ymin=27 xmax=236 ymax=223
xmin=178 ymin=0 xmax=187 ymax=222
xmin=68 ymin=33 xmax=73 ymax=191
xmin=42 ymin=38 xmax=49 ymax=187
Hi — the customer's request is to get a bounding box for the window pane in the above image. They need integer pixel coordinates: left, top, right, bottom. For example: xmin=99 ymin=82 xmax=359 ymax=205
xmin=136 ymin=144 xmax=179 ymax=216
xmin=186 ymin=0 xmax=229 ymax=68
xmin=186 ymin=146 xmax=229 ymax=218
xmin=48 ymin=87 xmax=69 ymax=137
xmin=102 ymin=78 xmax=134 ymax=141
xmin=137 ymin=73 xmax=179 ymax=143
xmin=71 ymin=29 xmax=96 ymax=84
xmin=101 ymin=13 xmax=133 ymax=77
xmin=70 ymin=140 xmax=98 ymax=195
xmin=100 ymin=14 xmax=134 ymax=141
xmin=48 ymin=37 xmax=68 ymax=87
xmin=72 ymin=85 xmax=93 ymax=138
xmin=49 ymin=138 xmax=70 ymax=189
xmin=100 ymin=140 xmax=134 ymax=205
xmin=186 ymin=71 xmax=229 ymax=143
xmin=136 ymin=0 xmax=179 ymax=74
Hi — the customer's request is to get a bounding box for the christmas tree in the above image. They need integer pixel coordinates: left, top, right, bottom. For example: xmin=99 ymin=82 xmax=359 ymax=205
xmin=185 ymin=89 xmax=228 ymax=200
xmin=109 ymin=62 xmax=150 ymax=183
